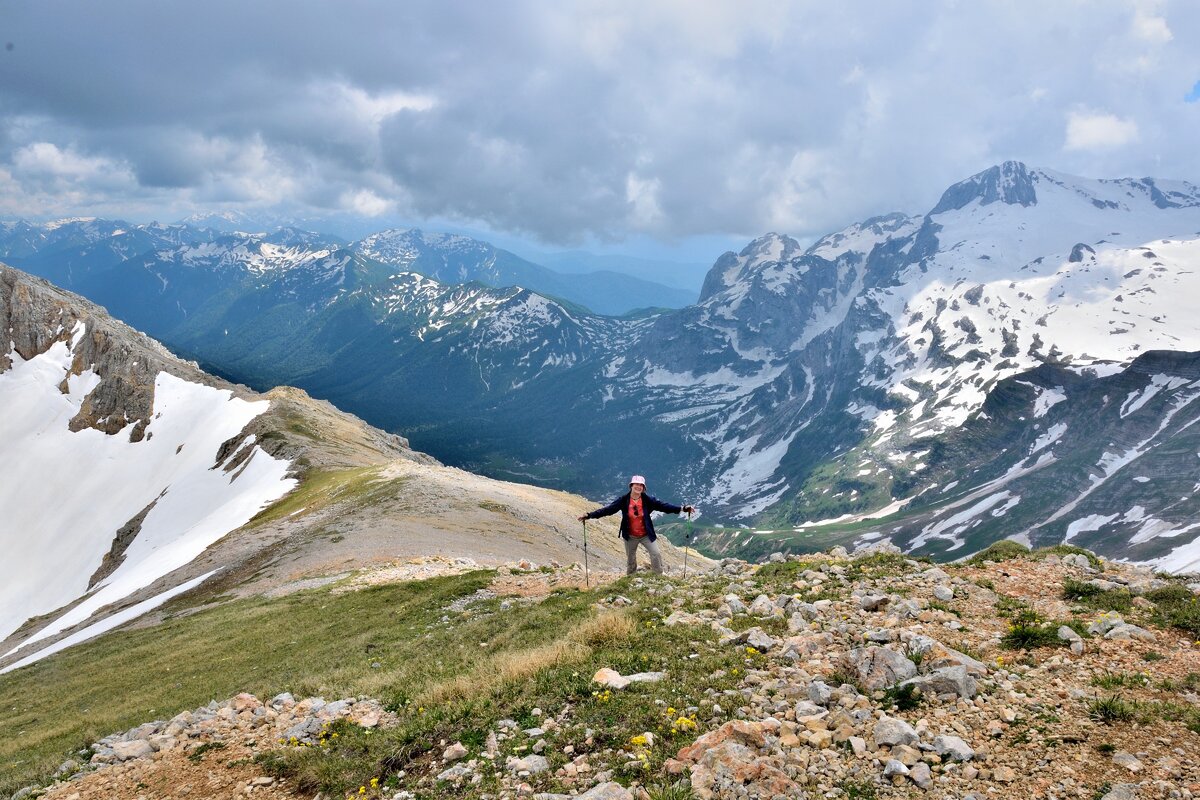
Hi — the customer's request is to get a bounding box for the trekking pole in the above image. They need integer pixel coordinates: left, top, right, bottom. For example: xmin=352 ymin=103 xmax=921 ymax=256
xmin=683 ymin=509 xmax=692 ymax=579
xmin=582 ymin=518 xmax=590 ymax=588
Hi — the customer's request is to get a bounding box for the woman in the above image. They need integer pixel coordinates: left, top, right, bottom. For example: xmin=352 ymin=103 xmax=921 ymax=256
xmin=578 ymin=475 xmax=695 ymax=575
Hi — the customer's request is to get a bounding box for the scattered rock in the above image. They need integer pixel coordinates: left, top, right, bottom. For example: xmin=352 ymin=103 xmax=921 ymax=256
xmin=1111 ymin=751 xmax=1143 ymax=773
xmin=443 ymin=741 xmax=468 ymax=762
xmin=874 ymin=715 xmax=920 ymax=748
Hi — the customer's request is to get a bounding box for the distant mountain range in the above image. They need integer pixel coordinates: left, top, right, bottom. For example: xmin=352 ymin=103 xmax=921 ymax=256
xmin=0 ymin=219 xmax=696 ymax=317
xmin=5 ymin=161 xmax=1200 ymax=570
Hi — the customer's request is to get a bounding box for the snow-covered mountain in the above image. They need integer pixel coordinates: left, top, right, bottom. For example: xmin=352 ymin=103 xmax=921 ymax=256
xmin=0 ymin=266 xmax=296 ymax=667
xmin=6 ymin=162 xmax=1200 ymax=570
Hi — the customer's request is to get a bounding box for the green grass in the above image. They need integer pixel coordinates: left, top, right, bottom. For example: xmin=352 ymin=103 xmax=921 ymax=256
xmin=1000 ymin=609 xmax=1065 ymax=650
xmin=0 ymin=572 xmax=749 ymax=799
xmin=1087 ymin=695 xmax=1136 ymax=724
xmin=1145 ymin=585 xmax=1200 ymax=637
xmin=1060 ymin=578 xmax=1133 ymax=612
xmin=1090 ymin=671 xmax=1150 ymax=690
xmin=754 ymin=560 xmax=819 ymax=581
xmin=966 ymin=540 xmax=1030 ymax=565
xmin=245 ymin=466 xmax=386 ymax=528
xmin=0 ymin=570 xmax=497 ymax=793
xmin=845 ymin=552 xmax=920 ymax=580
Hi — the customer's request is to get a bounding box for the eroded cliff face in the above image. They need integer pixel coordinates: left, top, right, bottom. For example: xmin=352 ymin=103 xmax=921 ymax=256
xmin=2 ymin=265 xmax=188 ymax=440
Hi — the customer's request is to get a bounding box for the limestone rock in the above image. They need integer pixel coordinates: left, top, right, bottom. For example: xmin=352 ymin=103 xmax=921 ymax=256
xmin=846 ymin=646 xmax=917 ymax=690
xmin=874 ymin=715 xmax=920 ymax=748
xmin=900 ymin=665 xmax=977 ymax=698
xmin=111 ymin=740 xmax=153 ymax=761
xmin=932 ymin=734 xmax=974 ymax=761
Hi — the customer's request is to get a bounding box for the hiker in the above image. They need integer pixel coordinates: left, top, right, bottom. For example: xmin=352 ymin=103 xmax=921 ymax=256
xmin=577 ymin=475 xmax=694 ymax=575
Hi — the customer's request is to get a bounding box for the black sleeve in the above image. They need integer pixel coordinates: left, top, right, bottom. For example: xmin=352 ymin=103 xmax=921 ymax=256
xmin=646 ymin=494 xmax=682 ymax=515
xmin=586 ymin=496 xmax=624 ymax=519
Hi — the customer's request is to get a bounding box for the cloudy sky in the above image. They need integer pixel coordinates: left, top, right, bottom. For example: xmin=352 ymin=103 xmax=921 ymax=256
xmin=1 ymin=1 xmax=1197 ymax=264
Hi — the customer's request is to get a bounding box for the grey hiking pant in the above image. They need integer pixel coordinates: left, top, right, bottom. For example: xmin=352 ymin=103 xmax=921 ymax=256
xmin=624 ymin=535 xmax=662 ymax=575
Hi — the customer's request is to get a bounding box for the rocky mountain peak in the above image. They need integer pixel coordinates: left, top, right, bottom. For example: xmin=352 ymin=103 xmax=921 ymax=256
xmin=698 ymin=232 xmax=803 ymax=302
xmin=930 ymin=160 xmax=1038 ymax=215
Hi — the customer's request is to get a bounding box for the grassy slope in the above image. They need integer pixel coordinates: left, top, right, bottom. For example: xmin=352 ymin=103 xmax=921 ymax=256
xmin=0 ymin=569 xmax=747 ymax=797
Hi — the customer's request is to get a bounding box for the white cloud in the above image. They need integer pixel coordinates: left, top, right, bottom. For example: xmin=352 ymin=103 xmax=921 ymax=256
xmin=1063 ymin=111 xmax=1140 ymax=152
xmin=1132 ymin=4 xmax=1173 ymax=43
xmin=625 ymin=172 xmax=664 ymax=229
xmin=343 ymin=188 xmax=393 ymax=217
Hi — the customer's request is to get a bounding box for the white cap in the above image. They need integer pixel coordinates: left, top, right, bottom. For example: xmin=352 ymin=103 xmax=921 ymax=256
xmin=629 ymin=475 xmax=646 ymax=486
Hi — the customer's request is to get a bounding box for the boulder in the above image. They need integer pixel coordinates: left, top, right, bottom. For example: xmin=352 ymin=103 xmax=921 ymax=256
xmin=1100 ymin=785 xmax=1141 ymax=800
xmin=858 ymin=594 xmax=890 ymax=611
xmin=932 ymin=734 xmax=974 ymax=761
xmin=575 ymin=783 xmax=635 ymax=800
xmin=1111 ymin=751 xmax=1143 ymax=773
xmin=112 ymin=740 xmax=153 ymax=761
xmin=900 ymin=665 xmax=977 ymax=699
xmin=909 ymin=761 xmax=933 ymax=789
xmin=873 ymin=715 xmax=920 ymax=748
xmin=846 ymin=646 xmax=917 ymax=690
xmin=437 ymin=764 xmax=474 ymax=782
xmin=444 ymin=742 xmax=469 ymax=762
xmin=749 ymin=595 xmax=776 ymax=616
xmin=508 ymin=754 xmax=551 ymax=775
xmin=933 ymin=585 xmax=954 ymax=602
xmin=1088 ymin=611 xmax=1125 ymax=636
xmin=1105 ymin=624 xmax=1154 ymax=642
xmin=593 ymin=668 xmax=665 ymax=689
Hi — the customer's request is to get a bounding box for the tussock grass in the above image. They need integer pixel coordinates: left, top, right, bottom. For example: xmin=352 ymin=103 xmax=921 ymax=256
xmin=418 ymin=639 xmax=590 ymax=707
xmin=967 ymin=540 xmax=1030 ymax=565
xmin=571 ymin=610 xmax=636 ymax=647
xmin=1061 ymin=578 xmax=1133 ymax=612
xmin=1145 ymin=585 xmax=1200 ymax=637
xmin=1032 ymin=545 xmax=1101 ymax=568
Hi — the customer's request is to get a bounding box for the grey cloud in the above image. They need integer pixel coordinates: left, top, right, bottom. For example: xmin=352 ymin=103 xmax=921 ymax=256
xmin=0 ymin=1 xmax=1198 ymax=244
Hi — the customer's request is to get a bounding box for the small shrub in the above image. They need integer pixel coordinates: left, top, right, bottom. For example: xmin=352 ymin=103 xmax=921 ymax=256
xmin=974 ymin=578 xmax=996 ymax=590
xmin=881 ymin=683 xmax=921 ymax=711
xmin=1001 ymin=610 xmax=1062 ymax=650
xmin=928 ymin=600 xmax=959 ymax=615
xmin=1095 ymin=742 xmax=1116 ymax=754
xmin=994 ymin=594 xmax=1030 ymax=618
xmin=967 ymin=540 xmax=1030 ymax=565
xmin=825 ymin=669 xmax=864 ymax=695
xmin=838 ymin=779 xmax=879 ymax=800
xmin=1088 ymin=695 xmax=1136 ymax=724
xmin=646 ymin=780 xmax=697 ymax=800
xmin=188 ymin=741 xmax=227 ymax=763
xmin=1141 ymin=651 xmax=1165 ymax=662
